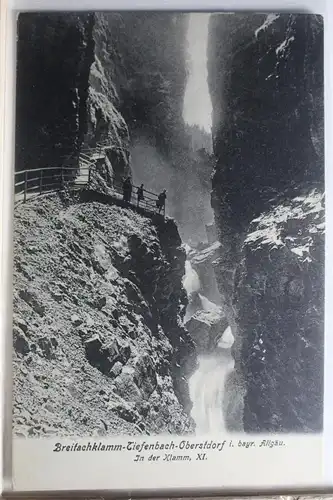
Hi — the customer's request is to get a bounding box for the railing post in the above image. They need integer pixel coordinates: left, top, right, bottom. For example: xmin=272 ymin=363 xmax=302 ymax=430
xmin=88 ymin=164 xmax=91 ymax=187
xmin=40 ymin=169 xmax=43 ymax=195
xmin=24 ymin=171 xmax=27 ymax=202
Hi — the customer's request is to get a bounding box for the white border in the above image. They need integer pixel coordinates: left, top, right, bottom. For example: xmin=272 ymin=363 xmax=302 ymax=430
xmin=4 ymin=0 xmax=330 ymax=12
xmin=1 ymin=0 xmax=16 ymax=495
xmin=1 ymin=0 xmax=333 ymax=495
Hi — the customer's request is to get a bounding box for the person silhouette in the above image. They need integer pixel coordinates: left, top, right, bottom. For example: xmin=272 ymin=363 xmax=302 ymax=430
xmin=122 ymin=176 xmax=132 ymax=203
xmin=137 ymin=184 xmax=144 ymax=207
xmin=157 ymin=189 xmax=167 ymax=213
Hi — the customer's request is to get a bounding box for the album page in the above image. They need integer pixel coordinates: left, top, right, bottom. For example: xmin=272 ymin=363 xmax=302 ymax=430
xmin=7 ymin=10 xmax=326 ymax=495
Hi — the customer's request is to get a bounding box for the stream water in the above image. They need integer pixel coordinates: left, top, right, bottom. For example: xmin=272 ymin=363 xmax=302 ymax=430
xmin=181 ymin=13 xmax=236 ymax=434
xmin=189 ymin=330 xmax=235 ymax=433
xmin=182 ymin=251 xmax=236 ymax=433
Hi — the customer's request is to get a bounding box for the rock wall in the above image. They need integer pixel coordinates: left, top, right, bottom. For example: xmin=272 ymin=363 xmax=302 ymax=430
xmin=208 ymin=13 xmax=324 ymax=432
xmin=16 ymin=12 xmax=213 ymax=242
xmin=85 ymin=14 xmax=131 ymax=182
xmin=98 ymin=12 xmax=214 ymax=242
xmin=13 ymin=193 xmax=196 ymax=436
xmin=14 ymin=12 xmax=208 ymax=437
xmin=15 ymin=13 xmax=95 ymax=174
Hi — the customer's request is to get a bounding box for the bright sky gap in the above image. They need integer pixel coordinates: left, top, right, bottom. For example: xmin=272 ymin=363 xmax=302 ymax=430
xmin=183 ymin=13 xmax=213 ymax=134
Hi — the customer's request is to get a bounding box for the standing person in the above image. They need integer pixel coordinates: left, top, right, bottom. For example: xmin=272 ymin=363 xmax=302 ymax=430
xmin=122 ymin=176 xmax=132 ymax=203
xmin=157 ymin=189 xmax=167 ymax=214
xmin=127 ymin=177 xmax=133 ymax=203
xmin=137 ymin=184 xmax=144 ymax=207
xmin=122 ymin=177 xmax=129 ymax=202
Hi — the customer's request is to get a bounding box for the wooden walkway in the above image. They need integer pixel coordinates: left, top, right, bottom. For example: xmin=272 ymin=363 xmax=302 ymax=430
xmin=14 ymin=146 xmax=165 ymax=217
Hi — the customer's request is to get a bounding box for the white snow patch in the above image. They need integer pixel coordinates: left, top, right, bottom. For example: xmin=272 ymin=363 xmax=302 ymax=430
xmin=291 ymin=244 xmax=311 ymax=258
xmin=255 ymin=14 xmax=280 ymax=38
xmin=276 ymin=36 xmax=295 ymax=56
xmin=245 ymin=190 xmax=324 ymax=258
xmin=252 ymin=205 xmax=291 ymax=224
xmin=300 ymin=336 xmax=311 ymax=348
xmin=245 ymin=225 xmax=284 ymax=248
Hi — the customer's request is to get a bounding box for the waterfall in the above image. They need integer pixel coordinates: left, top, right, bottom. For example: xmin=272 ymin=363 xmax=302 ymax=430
xmin=182 ymin=250 xmax=237 ymax=434
xmin=189 ymin=327 xmax=235 ymax=434
xmin=181 ymin=13 xmax=238 ymax=433
xmin=183 ymin=260 xmax=200 ymax=296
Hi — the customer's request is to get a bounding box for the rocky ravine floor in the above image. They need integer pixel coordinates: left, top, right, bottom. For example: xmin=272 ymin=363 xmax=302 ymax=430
xmin=12 ymin=192 xmax=194 ymax=438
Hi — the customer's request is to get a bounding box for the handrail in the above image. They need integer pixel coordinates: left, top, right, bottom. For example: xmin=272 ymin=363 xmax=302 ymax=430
xmin=14 ymin=146 xmax=166 ymax=216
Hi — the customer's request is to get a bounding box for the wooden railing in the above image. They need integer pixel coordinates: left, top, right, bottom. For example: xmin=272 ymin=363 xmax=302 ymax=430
xmin=14 ymin=149 xmax=166 ymax=216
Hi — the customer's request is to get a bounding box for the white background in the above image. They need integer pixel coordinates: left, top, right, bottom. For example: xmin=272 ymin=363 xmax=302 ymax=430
xmin=1 ymin=0 xmax=332 ymax=495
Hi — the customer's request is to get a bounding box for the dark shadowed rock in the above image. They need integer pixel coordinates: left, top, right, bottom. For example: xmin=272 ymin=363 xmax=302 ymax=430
xmin=236 ymin=191 xmax=324 ymax=432
xmin=16 ymin=13 xmax=95 ymax=177
xmin=190 ymin=241 xmax=222 ymax=302
xmin=37 ymin=337 xmax=57 ymax=360
xmin=13 ymin=328 xmax=30 ymax=357
xmin=208 ymin=13 xmax=324 ymax=432
xmin=19 ymin=289 xmax=45 ymax=316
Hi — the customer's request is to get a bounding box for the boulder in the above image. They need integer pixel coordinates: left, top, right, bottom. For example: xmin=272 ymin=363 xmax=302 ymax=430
xmin=191 ymin=241 xmax=222 ymax=302
xmin=185 ymin=308 xmax=228 ymax=353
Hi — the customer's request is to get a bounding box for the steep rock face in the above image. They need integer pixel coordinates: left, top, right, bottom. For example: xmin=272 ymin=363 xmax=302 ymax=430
xmin=12 ymin=194 xmax=196 ymax=437
xmin=101 ymin=12 xmax=214 ymax=242
xmin=235 ymin=190 xmax=324 ymax=432
xmin=209 ymin=13 xmax=323 ymax=241
xmin=15 ymin=13 xmax=132 ymax=192
xmin=208 ymin=14 xmax=324 ymax=432
xmin=16 ymin=13 xmax=95 ymax=174
xmin=101 ymin=12 xmax=188 ymax=157
xmin=16 ymin=13 xmax=213 ymax=243
xmin=85 ymin=14 xmax=131 ymax=181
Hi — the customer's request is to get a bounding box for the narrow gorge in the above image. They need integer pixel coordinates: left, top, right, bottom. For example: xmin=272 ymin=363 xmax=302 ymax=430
xmin=13 ymin=12 xmax=324 ymax=437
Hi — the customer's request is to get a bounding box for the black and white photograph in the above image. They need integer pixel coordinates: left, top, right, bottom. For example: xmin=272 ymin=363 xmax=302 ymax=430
xmin=12 ymin=11 xmax=324 ymax=441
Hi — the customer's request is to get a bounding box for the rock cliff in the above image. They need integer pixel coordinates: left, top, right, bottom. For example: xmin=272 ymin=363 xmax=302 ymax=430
xmin=208 ymin=13 xmax=324 ymax=432
xmin=105 ymin=11 xmax=214 ymax=242
xmin=16 ymin=12 xmax=213 ymax=242
xmin=16 ymin=13 xmax=95 ymax=175
xmin=190 ymin=241 xmax=222 ymax=302
xmin=234 ymin=189 xmax=324 ymax=432
xmin=13 ymin=194 xmax=196 ymax=437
